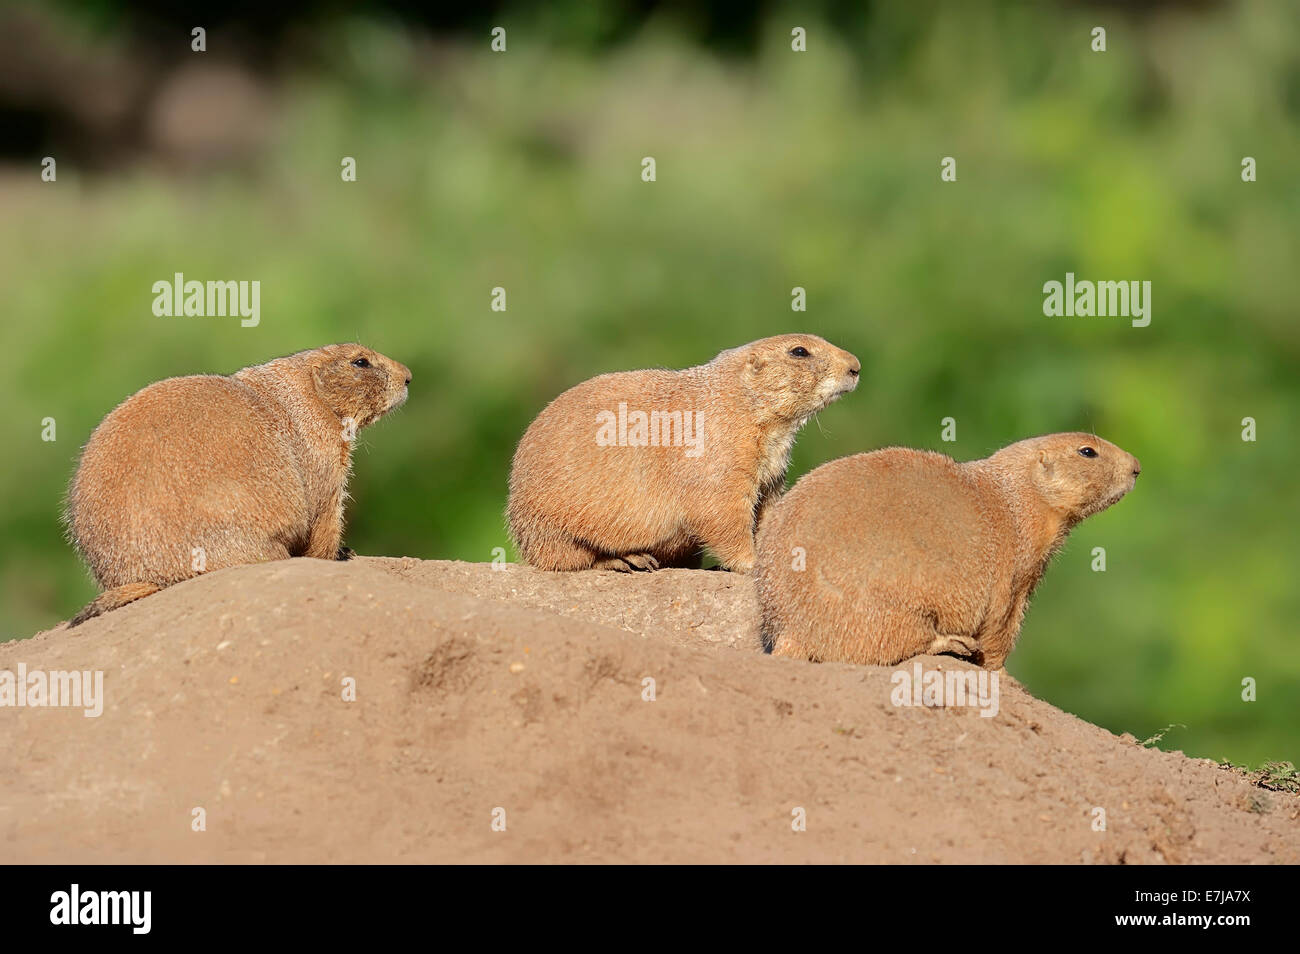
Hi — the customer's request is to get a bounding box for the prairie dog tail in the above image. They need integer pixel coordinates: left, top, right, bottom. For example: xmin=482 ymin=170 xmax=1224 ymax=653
xmin=69 ymin=582 xmax=162 ymax=628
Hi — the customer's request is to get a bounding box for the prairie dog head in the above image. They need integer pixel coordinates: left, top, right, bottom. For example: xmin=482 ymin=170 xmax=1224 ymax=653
xmin=310 ymin=344 xmax=412 ymax=429
xmin=717 ymin=334 xmax=860 ymax=422
xmin=995 ymin=432 xmax=1141 ymax=523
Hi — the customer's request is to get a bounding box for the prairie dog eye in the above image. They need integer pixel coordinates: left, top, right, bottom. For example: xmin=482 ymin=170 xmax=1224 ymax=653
xmin=788 ymin=346 xmax=810 ymax=358
xmin=352 ymin=357 xmax=371 ymax=368
xmin=1078 ymin=446 xmax=1098 ymax=458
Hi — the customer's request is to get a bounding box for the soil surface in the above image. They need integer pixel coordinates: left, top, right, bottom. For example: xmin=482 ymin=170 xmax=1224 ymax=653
xmin=3 ymin=557 xmax=1296 ymax=863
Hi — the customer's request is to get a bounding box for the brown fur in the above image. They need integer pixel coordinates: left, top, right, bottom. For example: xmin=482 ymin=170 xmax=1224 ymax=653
xmin=65 ymin=344 xmax=411 ymax=625
xmin=755 ymin=433 xmax=1140 ymax=668
xmin=507 ymin=334 xmax=860 ymax=572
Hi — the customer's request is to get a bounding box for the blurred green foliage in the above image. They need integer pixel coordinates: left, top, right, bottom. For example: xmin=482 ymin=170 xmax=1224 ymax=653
xmin=2 ymin=1 xmax=1297 ymax=767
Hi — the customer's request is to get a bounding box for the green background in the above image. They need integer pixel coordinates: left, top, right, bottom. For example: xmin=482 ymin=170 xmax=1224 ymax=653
xmin=1 ymin=1 xmax=1296 ymax=768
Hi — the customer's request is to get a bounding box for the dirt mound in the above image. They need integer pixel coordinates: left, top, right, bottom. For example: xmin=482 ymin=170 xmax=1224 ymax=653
xmin=3 ymin=557 xmax=1296 ymax=863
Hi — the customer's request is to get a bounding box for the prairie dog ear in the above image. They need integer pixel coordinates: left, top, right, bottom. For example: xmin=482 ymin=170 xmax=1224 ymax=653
xmin=746 ymin=352 xmax=769 ymax=374
xmin=310 ymin=360 xmax=338 ymax=406
xmin=1037 ymin=449 xmax=1054 ymax=479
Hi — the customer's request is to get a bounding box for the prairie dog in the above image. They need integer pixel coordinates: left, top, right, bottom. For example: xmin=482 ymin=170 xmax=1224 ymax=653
xmin=508 ymin=334 xmax=861 ymax=572
xmin=755 ymin=433 xmax=1141 ymax=668
xmin=66 ymin=344 xmax=411 ymax=625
